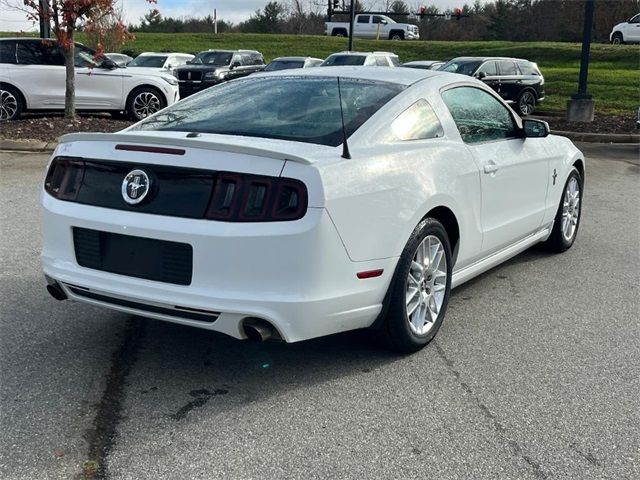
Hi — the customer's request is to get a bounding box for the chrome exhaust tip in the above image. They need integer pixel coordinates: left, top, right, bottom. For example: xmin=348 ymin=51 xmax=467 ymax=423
xmin=243 ymin=319 xmax=280 ymax=342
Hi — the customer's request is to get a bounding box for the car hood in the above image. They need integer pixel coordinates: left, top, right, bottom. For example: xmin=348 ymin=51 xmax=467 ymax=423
xmin=175 ymin=65 xmax=228 ymax=72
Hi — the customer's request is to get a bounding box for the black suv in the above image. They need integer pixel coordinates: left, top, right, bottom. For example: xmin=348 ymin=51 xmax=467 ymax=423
xmin=175 ymin=49 xmax=265 ymax=98
xmin=440 ymin=57 xmax=545 ymax=115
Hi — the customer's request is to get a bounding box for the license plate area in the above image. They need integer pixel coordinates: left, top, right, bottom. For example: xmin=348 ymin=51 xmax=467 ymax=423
xmin=73 ymin=228 xmax=193 ymax=286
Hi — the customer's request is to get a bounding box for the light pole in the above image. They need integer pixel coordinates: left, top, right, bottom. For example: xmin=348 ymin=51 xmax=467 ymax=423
xmin=39 ymin=0 xmax=51 ymax=38
xmin=567 ymin=0 xmax=595 ymax=122
xmin=348 ymin=1 xmax=356 ymax=51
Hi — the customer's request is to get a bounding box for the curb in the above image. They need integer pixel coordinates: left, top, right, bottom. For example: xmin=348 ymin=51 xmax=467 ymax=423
xmin=0 ymin=139 xmax=57 ymax=152
xmin=552 ymin=130 xmax=640 ymax=144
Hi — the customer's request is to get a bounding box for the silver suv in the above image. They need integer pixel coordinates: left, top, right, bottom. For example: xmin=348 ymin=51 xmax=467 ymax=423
xmin=320 ymin=51 xmax=400 ymax=67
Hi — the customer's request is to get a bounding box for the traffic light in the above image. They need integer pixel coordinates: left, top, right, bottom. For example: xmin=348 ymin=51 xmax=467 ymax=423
xmin=454 ymin=8 xmax=462 ymax=20
xmin=419 ymin=6 xmax=426 ymax=19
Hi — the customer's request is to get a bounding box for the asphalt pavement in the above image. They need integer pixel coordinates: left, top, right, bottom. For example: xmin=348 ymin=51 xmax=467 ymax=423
xmin=0 ymin=143 xmax=638 ymax=480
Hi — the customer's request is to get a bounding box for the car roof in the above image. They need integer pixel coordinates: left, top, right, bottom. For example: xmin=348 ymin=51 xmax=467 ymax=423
xmin=403 ymin=61 xmax=441 ymax=65
xmin=328 ymin=51 xmax=397 ymax=56
xmin=271 ymin=56 xmax=321 ymax=62
xmin=256 ymin=65 xmax=443 ymax=86
xmin=448 ymin=56 xmax=529 ymax=62
xmin=198 ymin=49 xmax=261 ymax=54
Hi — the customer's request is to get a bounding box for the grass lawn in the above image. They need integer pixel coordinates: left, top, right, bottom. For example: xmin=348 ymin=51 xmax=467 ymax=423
xmin=3 ymin=32 xmax=639 ymax=115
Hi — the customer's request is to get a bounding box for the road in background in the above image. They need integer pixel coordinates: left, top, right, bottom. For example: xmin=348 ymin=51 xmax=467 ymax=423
xmin=1 ymin=144 xmax=638 ymax=479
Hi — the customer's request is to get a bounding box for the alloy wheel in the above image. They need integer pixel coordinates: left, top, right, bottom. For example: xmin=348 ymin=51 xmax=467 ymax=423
xmin=519 ymin=92 xmax=535 ymax=115
xmin=132 ymin=91 xmax=161 ymax=119
xmin=0 ymin=89 xmax=18 ymax=120
xmin=561 ymin=176 xmax=580 ymax=241
xmin=405 ymin=235 xmax=447 ymax=335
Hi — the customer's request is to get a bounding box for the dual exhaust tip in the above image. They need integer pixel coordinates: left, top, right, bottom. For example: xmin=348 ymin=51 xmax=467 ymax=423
xmin=46 ymin=278 xmax=278 ymax=343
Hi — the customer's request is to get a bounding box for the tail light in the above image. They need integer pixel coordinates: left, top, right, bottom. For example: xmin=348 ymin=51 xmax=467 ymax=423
xmin=44 ymin=157 xmax=85 ymax=201
xmin=205 ymin=172 xmax=307 ymax=222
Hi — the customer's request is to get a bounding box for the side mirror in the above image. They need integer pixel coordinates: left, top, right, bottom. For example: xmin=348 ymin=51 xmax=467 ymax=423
xmin=165 ymin=64 xmax=173 ymax=69
xmin=186 ymin=60 xmax=193 ymax=64
xmin=476 ymin=71 xmax=487 ymax=80
xmin=381 ymin=20 xmax=388 ymax=25
xmin=230 ymin=61 xmax=241 ymax=69
xmin=100 ymin=58 xmax=117 ymax=69
xmin=522 ymin=119 xmax=549 ymax=138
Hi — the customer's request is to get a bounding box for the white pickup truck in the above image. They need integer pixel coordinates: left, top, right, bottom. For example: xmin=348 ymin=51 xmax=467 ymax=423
xmin=325 ymin=14 xmax=420 ymax=41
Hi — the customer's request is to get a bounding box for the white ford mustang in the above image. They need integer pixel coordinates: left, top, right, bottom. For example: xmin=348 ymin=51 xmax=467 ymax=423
xmin=41 ymin=67 xmax=584 ymax=352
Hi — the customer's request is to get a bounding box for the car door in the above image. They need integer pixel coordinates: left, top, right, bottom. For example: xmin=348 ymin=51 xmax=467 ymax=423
xmin=14 ymin=40 xmax=66 ymax=109
xmin=73 ymin=45 xmax=123 ymax=110
xmin=476 ymin=60 xmax=500 ymax=95
xmin=625 ymin=14 xmax=640 ymax=41
xmin=441 ymin=86 xmax=549 ymax=254
xmin=496 ymin=60 xmax=520 ymax=103
xmin=355 ymin=15 xmax=371 ymax=38
xmin=371 ymin=15 xmax=386 ymax=38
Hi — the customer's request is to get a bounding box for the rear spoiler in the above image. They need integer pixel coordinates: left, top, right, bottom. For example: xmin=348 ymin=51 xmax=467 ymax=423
xmin=58 ymin=132 xmax=314 ymax=165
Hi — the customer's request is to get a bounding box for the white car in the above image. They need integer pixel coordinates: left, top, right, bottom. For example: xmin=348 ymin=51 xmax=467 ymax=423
xmin=41 ymin=67 xmax=585 ymax=352
xmin=126 ymin=51 xmax=194 ymax=76
xmin=0 ymin=38 xmax=180 ymax=121
xmin=610 ymin=13 xmax=640 ymax=44
xmin=321 ymin=51 xmax=400 ymax=67
xmin=326 ymin=14 xmax=420 ymax=40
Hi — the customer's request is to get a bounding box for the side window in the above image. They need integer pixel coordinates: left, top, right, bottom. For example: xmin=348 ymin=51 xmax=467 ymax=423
xmin=375 ymin=56 xmax=389 ymax=66
xmin=364 ymin=56 xmax=376 ymax=66
xmin=357 ymin=15 xmax=370 ymax=24
xmin=389 ymin=99 xmax=444 ymax=141
xmin=517 ymin=61 xmax=538 ymax=76
xmin=442 ymin=87 xmax=519 ymax=144
xmin=74 ymin=45 xmax=99 ymax=68
xmin=372 ymin=16 xmax=384 ymax=24
xmin=0 ymin=41 xmax=16 ymax=64
xmin=231 ymin=55 xmax=243 ymax=66
xmin=498 ymin=60 xmax=517 ymax=75
xmin=251 ymin=53 xmax=264 ymax=65
xmin=389 ymin=56 xmax=400 ymax=67
xmin=17 ymin=41 xmax=58 ymax=65
xmin=629 ymin=14 xmax=639 ymax=23
xmin=478 ymin=61 xmax=497 ymax=76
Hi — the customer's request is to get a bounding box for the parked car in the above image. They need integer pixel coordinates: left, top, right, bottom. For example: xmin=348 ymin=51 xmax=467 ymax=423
xmin=610 ymin=13 xmax=640 ymax=44
xmin=41 ymin=67 xmax=584 ymax=353
xmin=105 ymin=52 xmax=132 ymax=67
xmin=127 ymin=52 xmax=194 ymax=76
xmin=401 ymin=61 xmax=445 ymax=70
xmin=321 ymin=51 xmax=400 ymax=67
xmin=263 ymin=56 xmax=324 ymax=72
xmin=0 ymin=38 xmax=179 ymax=121
xmin=175 ymin=49 xmax=265 ymax=98
xmin=440 ymin=56 xmax=545 ymax=115
xmin=326 ymin=14 xmax=419 ymax=40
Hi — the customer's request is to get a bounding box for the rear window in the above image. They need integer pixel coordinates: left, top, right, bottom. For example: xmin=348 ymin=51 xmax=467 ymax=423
xmin=440 ymin=60 xmax=482 ymax=76
xmin=517 ymin=61 xmax=540 ymax=76
xmin=132 ymin=76 xmax=405 ymax=147
xmin=128 ymin=55 xmax=167 ymax=68
xmin=321 ymin=55 xmax=367 ymax=66
xmin=498 ymin=60 xmax=517 ymax=75
xmin=264 ymin=60 xmax=305 ymax=71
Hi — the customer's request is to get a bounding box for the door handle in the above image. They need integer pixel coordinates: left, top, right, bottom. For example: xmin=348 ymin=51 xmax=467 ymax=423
xmin=484 ymin=161 xmax=499 ymax=174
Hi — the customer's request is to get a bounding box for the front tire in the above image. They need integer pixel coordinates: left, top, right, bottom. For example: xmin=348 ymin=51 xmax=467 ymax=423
xmin=544 ymin=168 xmax=583 ymax=253
xmin=611 ymin=32 xmax=624 ymax=45
xmin=127 ymin=87 xmax=166 ymax=121
xmin=383 ymin=218 xmax=452 ymax=353
xmin=389 ymin=31 xmax=405 ymax=41
xmin=0 ymin=84 xmax=23 ymax=121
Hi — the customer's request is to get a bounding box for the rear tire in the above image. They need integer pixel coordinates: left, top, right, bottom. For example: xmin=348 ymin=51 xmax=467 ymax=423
xmin=611 ymin=32 xmax=624 ymax=45
xmin=0 ymin=84 xmax=23 ymax=121
xmin=383 ymin=218 xmax=452 ymax=353
xmin=332 ymin=29 xmax=347 ymax=37
xmin=516 ymin=90 xmax=536 ymax=116
xmin=543 ymin=168 xmax=583 ymax=253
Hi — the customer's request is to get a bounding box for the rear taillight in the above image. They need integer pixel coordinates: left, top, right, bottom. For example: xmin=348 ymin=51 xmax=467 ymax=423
xmin=44 ymin=157 xmax=85 ymax=201
xmin=205 ymin=172 xmax=307 ymax=222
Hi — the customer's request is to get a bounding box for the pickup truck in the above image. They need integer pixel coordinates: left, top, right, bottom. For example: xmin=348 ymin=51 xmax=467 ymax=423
xmin=325 ymin=14 xmax=420 ymax=40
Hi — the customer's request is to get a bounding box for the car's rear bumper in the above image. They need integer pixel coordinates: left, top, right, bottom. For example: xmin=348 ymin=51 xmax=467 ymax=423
xmin=41 ymin=194 xmax=395 ymax=342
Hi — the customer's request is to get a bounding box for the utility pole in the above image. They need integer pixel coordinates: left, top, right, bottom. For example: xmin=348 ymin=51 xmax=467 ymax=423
xmin=348 ymin=1 xmax=356 ymax=51
xmin=567 ymin=0 xmax=595 ymax=122
xmin=38 ymin=0 xmax=51 ymax=38
xmin=214 ymin=8 xmax=218 ymax=34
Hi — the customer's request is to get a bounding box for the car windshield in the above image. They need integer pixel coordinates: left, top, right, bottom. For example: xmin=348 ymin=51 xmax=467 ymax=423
xmin=128 ymin=55 xmax=167 ymax=68
xmin=440 ymin=60 xmax=482 ymax=76
xmin=193 ymin=52 xmax=233 ymax=66
xmin=132 ymin=76 xmax=405 ymax=147
xmin=264 ymin=60 xmax=305 ymax=71
xmin=321 ymin=55 xmax=367 ymax=66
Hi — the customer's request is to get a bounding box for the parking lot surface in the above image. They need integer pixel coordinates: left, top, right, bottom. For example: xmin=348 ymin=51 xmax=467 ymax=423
xmin=1 ymin=143 xmax=638 ymax=479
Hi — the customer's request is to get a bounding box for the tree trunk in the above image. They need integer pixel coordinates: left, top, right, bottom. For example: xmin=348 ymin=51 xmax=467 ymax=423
xmin=63 ymin=42 xmax=75 ymax=119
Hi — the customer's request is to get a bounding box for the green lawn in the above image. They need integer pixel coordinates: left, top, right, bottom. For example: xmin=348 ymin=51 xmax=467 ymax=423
xmin=3 ymin=32 xmax=639 ymax=114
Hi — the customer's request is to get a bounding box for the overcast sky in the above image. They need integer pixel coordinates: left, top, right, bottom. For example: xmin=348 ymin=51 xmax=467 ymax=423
xmin=0 ymin=0 xmax=483 ymax=31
